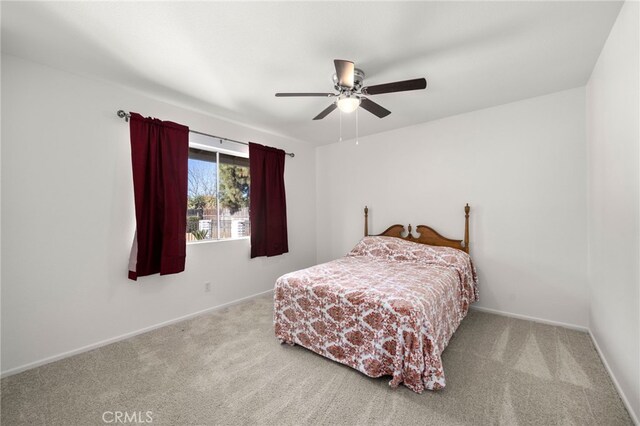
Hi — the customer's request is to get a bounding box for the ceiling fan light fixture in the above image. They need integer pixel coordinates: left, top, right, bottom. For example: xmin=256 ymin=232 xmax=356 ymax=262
xmin=337 ymin=95 xmax=361 ymax=113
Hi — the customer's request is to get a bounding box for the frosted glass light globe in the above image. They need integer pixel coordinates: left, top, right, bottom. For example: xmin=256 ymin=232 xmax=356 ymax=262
xmin=337 ymin=96 xmax=361 ymax=113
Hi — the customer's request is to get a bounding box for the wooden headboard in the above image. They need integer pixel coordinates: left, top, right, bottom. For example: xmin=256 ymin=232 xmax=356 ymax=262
xmin=364 ymin=204 xmax=470 ymax=253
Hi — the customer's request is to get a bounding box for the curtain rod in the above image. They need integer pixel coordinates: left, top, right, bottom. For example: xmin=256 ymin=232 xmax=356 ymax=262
xmin=116 ymin=110 xmax=295 ymax=158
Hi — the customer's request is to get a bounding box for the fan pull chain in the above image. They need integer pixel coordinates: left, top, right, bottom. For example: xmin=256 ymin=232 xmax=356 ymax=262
xmin=339 ymin=110 xmax=343 ymax=142
xmin=355 ymin=107 xmax=359 ymax=145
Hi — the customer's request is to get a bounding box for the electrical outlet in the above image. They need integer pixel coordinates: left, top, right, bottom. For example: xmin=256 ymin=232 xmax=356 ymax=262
xmin=205 ymin=282 xmax=211 ymax=292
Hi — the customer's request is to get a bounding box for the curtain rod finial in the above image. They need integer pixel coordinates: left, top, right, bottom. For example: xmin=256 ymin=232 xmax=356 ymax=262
xmin=117 ymin=110 xmax=129 ymax=122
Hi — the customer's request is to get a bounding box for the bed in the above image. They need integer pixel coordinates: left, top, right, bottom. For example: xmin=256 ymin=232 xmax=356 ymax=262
xmin=274 ymin=205 xmax=478 ymax=393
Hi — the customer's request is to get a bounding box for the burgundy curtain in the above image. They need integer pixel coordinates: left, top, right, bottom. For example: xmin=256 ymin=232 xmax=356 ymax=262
xmin=249 ymin=142 xmax=288 ymax=258
xmin=128 ymin=113 xmax=189 ymax=280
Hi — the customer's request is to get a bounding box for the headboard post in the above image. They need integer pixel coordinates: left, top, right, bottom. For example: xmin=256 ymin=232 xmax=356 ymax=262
xmin=364 ymin=206 xmax=369 ymax=237
xmin=464 ymin=203 xmax=470 ymax=252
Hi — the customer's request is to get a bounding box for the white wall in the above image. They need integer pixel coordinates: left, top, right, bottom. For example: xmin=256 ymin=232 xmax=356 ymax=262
xmin=586 ymin=0 xmax=639 ymax=421
xmin=317 ymin=87 xmax=588 ymax=328
xmin=0 ymin=54 xmax=317 ymax=375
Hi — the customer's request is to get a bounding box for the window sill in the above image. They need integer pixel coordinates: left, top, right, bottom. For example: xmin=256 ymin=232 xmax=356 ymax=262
xmin=187 ymin=236 xmax=250 ymax=246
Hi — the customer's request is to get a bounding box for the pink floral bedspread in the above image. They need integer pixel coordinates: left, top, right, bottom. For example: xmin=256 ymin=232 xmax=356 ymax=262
xmin=274 ymin=236 xmax=478 ymax=393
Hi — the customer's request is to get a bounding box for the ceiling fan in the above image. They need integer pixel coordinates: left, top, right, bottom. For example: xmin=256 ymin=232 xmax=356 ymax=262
xmin=275 ymin=59 xmax=427 ymax=120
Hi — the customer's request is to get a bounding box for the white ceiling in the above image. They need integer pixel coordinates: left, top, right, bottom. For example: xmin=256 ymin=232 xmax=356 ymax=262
xmin=1 ymin=1 xmax=623 ymax=145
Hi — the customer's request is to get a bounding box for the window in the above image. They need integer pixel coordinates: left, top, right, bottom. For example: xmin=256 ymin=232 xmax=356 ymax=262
xmin=187 ymin=146 xmax=250 ymax=242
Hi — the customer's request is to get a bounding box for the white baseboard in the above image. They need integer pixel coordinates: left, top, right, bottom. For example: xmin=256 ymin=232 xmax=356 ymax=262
xmin=589 ymin=330 xmax=639 ymax=425
xmin=0 ymin=288 xmax=275 ymax=378
xmin=470 ymin=305 xmax=589 ymax=332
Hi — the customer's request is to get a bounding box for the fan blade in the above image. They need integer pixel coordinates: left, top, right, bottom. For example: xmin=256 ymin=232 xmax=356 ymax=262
xmin=275 ymin=93 xmax=335 ymax=97
xmin=334 ymin=59 xmax=355 ymax=88
xmin=362 ymin=78 xmax=427 ymax=95
xmin=313 ymin=103 xmax=337 ymax=120
xmin=360 ymin=98 xmax=391 ymax=118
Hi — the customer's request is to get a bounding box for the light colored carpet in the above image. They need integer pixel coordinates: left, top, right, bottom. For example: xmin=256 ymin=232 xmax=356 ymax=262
xmin=1 ymin=293 xmax=632 ymax=425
